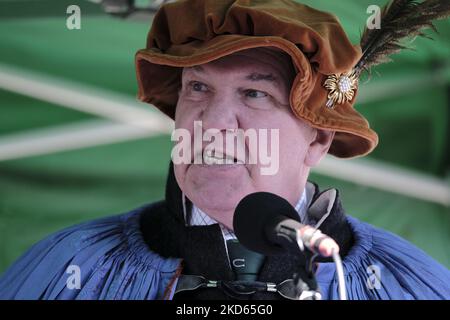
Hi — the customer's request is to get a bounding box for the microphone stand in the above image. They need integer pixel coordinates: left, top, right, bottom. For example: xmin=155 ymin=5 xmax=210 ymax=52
xmin=293 ymin=234 xmax=347 ymax=300
xmin=291 ymin=251 xmax=322 ymax=300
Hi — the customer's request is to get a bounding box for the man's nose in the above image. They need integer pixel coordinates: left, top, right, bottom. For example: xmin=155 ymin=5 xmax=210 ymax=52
xmin=200 ymin=93 xmax=239 ymax=131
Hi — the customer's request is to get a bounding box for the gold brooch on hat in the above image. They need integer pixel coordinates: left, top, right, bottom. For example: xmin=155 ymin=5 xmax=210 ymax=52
xmin=323 ymin=70 xmax=358 ymax=109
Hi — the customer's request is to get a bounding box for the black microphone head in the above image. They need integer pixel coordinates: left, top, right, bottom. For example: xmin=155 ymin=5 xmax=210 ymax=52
xmin=233 ymin=192 xmax=300 ymax=255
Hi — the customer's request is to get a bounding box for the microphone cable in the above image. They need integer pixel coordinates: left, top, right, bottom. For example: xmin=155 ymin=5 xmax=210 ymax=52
xmin=331 ymin=248 xmax=347 ymax=300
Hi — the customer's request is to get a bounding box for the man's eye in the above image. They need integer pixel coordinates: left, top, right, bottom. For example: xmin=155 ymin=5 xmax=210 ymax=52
xmin=244 ymin=89 xmax=268 ymax=98
xmin=190 ymin=81 xmax=208 ymax=92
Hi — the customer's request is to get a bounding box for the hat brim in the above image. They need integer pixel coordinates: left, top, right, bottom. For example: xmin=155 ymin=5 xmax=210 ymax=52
xmin=135 ymin=35 xmax=378 ymax=158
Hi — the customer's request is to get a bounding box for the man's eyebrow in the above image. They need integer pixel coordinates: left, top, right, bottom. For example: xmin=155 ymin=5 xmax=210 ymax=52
xmin=245 ymin=72 xmax=277 ymax=82
xmin=190 ymin=65 xmax=204 ymax=72
xmin=186 ymin=68 xmax=279 ymax=84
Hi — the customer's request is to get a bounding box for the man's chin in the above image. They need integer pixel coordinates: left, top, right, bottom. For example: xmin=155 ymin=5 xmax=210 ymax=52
xmin=186 ymin=182 xmax=248 ymax=213
xmin=183 ymin=164 xmax=253 ymax=210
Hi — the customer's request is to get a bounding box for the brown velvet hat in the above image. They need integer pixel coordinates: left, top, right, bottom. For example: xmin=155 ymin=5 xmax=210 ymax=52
xmin=135 ymin=0 xmax=379 ymax=158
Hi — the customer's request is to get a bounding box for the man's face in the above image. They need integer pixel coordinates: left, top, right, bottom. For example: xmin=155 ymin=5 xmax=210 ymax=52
xmin=173 ymin=48 xmax=323 ymax=229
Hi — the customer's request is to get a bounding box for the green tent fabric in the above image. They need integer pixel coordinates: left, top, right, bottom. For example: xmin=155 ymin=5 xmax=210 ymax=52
xmin=0 ymin=0 xmax=449 ymax=273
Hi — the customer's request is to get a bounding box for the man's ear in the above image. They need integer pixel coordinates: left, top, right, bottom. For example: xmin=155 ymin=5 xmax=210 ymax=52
xmin=304 ymin=129 xmax=335 ymax=167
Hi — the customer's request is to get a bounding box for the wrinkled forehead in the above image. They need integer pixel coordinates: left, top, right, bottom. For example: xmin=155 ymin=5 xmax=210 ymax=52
xmin=182 ymin=47 xmax=296 ymax=85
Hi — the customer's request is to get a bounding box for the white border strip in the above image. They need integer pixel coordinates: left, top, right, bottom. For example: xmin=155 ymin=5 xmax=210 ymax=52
xmin=316 ymin=157 xmax=449 ymax=206
xmin=0 ymin=63 xmax=173 ymax=131
xmin=0 ymin=120 xmax=164 ymax=161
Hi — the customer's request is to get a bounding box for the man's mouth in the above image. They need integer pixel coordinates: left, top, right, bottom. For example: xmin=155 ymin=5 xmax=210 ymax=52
xmin=203 ymin=149 xmax=245 ymax=165
xmin=194 ymin=145 xmax=246 ymax=166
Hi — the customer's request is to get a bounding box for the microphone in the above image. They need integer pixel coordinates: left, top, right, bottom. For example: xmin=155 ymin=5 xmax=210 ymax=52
xmin=233 ymin=192 xmax=339 ymax=257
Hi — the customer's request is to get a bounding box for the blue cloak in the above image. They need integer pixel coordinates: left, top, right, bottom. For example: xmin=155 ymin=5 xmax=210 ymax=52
xmin=0 ymin=203 xmax=449 ymax=300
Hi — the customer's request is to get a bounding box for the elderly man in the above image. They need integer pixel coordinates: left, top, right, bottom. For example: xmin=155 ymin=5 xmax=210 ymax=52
xmin=1 ymin=0 xmax=449 ymax=300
